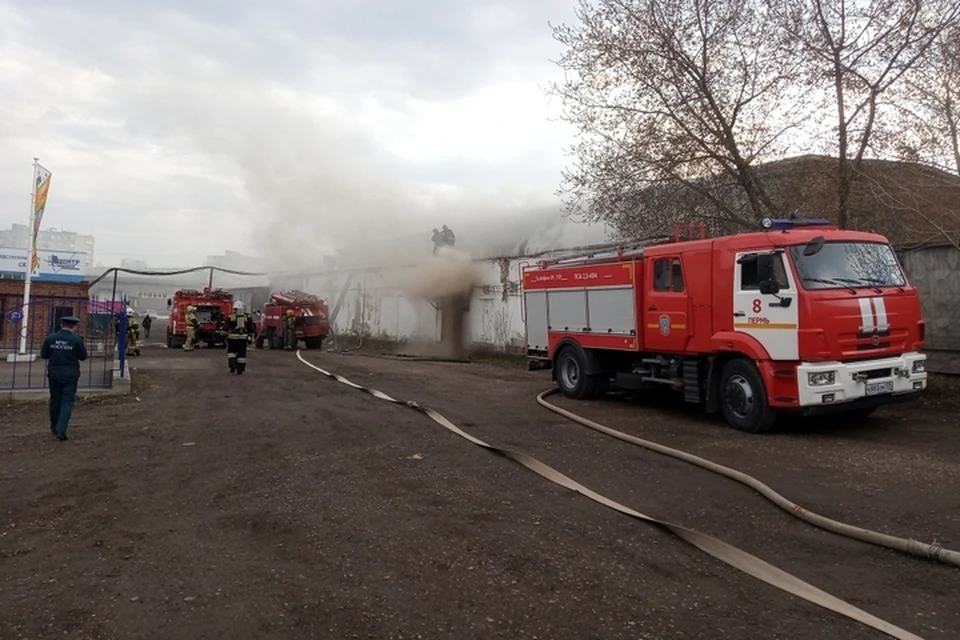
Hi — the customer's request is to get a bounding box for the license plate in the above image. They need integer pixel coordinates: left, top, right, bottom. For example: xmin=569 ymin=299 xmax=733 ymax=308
xmin=865 ymin=380 xmax=894 ymax=396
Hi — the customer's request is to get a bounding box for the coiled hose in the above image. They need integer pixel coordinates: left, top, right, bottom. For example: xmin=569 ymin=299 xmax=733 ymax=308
xmin=537 ymin=387 xmax=960 ymax=568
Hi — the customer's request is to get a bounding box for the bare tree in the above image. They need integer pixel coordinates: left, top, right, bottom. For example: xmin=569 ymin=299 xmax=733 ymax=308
xmin=890 ymin=28 xmax=960 ymax=174
xmin=550 ymin=0 xmax=810 ymax=239
xmin=770 ymin=0 xmax=960 ymax=229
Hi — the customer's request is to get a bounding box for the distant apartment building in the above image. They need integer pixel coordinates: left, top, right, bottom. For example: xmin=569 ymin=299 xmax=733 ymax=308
xmin=0 ymin=223 xmax=95 ymax=261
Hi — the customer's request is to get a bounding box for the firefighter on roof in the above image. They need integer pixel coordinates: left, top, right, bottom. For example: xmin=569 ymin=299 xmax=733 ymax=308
xmin=441 ymin=224 xmax=455 ymax=247
xmin=226 ymin=301 xmax=255 ymax=374
xmin=183 ymin=306 xmax=199 ymax=351
xmin=283 ymin=309 xmax=297 ymax=350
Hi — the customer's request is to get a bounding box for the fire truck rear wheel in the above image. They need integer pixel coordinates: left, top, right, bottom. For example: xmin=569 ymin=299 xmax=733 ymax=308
xmin=719 ymin=359 xmax=778 ymax=433
xmin=555 ymin=346 xmax=601 ymax=400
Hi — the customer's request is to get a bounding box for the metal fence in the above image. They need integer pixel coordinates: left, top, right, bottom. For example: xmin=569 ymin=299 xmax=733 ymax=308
xmin=0 ymin=295 xmax=118 ymax=391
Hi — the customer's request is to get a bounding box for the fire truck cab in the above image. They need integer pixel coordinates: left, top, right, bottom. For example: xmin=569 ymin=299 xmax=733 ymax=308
xmin=522 ymin=219 xmax=927 ymax=433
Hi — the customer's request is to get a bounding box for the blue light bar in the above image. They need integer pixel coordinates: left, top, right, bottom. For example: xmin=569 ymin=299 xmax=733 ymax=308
xmin=760 ymin=217 xmax=832 ymax=230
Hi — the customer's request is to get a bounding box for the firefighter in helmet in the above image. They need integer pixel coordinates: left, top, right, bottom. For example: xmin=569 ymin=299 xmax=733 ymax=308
xmin=125 ymin=308 xmax=141 ymax=356
xmin=283 ymin=309 xmax=297 ymax=350
xmin=183 ymin=305 xmax=199 ymax=351
xmin=226 ymin=301 xmax=255 ymax=374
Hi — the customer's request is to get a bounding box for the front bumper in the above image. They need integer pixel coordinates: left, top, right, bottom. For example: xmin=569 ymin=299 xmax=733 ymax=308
xmin=796 ymin=352 xmax=927 ymax=408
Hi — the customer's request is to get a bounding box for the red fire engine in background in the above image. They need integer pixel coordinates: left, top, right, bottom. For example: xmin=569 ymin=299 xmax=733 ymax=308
xmin=166 ymin=287 xmax=234 ymax=349
xmin=254 ymin=290 xmax=330 ymax=350
xmin=521 ymin=218 xmax=928 ymax=433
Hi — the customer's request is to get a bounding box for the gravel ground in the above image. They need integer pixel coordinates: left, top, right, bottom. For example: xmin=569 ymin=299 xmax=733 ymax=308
xmin=1 ymin=344 xmax=958 ymax=640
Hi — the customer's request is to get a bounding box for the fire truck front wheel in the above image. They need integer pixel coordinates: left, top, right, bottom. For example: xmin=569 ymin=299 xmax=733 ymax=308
xmin=554 ymin=346 xmax=604 ymax=400
xmin=719 ymin=359 xmax=778 ymax=433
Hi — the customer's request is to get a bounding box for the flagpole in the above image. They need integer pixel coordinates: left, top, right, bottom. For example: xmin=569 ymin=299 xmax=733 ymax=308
xmin=17 ymin=158 xmax=39 ymax=356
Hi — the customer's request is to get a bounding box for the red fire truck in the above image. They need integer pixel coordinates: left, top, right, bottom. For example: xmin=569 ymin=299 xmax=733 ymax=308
xmin=166 ymin=288 xmax=234 ymax=349
xmin=254 ymin=290 xmax=330 ymax=350
xmin=522 ymin=219 xmax=928 ymax=432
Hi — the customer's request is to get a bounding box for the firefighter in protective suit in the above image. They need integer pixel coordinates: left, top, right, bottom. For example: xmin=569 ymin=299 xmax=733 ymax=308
xmin=226 ymin=302 xmax=255 ymax=374
xmin=283 ymin=309 xmax=297 ymax=350
xmin=125 ymin=308 xmax=141 ymax=356
xmin=183 ymin=306 xmax=200 ymax=351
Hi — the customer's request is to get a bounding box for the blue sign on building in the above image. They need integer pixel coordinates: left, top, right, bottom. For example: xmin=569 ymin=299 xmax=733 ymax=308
xmin=0 ymin=247 xmax=89 ymax=283
xmin=7 ymin=308 xmax=23 ymax=324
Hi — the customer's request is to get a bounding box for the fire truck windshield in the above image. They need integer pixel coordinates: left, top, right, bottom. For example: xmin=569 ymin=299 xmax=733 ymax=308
xmin=789 ymin=241 xmax=906 ymax=290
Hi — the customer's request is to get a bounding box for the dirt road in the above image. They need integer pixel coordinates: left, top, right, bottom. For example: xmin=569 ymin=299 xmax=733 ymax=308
xmin=2 ymin=345 xmax=958 ymax=639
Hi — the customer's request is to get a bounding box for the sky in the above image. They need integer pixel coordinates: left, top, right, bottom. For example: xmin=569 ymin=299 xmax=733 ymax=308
xmin=0 ymin=0 xmax=610 ymax=271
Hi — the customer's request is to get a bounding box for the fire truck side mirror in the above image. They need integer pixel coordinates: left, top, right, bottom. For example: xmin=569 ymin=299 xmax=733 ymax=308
xmin=803 ymin=236 xmax=825 ymax=257
xmin=759 ymin=279 xmax=781 ymax=295
xmin=167 ymin=298 xmax=172 ymax=307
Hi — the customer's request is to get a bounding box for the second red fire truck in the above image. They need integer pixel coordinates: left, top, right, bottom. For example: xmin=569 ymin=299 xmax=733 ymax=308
xmin=166 ymin=288 xmax=234 ymax=349
xmin=254 ymin=290 xmax=330 ymax=350
xmin=522 ymin=219 xmax=927 ymax=433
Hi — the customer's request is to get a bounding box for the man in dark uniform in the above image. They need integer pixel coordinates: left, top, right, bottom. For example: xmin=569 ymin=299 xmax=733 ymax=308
xmin=40 ymin=315 xmax=88 ymax=441
xmin=226 ymin=302 xmax=255 ymax=374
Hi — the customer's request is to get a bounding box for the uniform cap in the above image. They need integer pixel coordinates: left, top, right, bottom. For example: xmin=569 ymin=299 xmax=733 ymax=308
xmin=61 ymin=315 xmax=81 ymax=324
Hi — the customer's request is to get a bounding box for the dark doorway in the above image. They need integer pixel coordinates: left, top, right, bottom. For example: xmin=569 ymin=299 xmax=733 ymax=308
xmin=51 ymin=306 xmax=74 ymax=333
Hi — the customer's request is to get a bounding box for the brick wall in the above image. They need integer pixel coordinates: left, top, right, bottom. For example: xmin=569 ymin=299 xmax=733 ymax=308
xmin=0 ymin=280 xmax=91 ymax=348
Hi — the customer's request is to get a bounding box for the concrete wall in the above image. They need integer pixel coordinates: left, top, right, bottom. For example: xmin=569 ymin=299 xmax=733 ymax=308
xmin=900 ymin=245 xmax=960 ymax=352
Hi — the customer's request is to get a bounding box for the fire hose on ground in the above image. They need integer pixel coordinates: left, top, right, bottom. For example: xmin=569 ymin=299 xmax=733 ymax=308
xmin=295 ymin=350 xmax=943 ymax=640
xmin=536 ymin=388 xmax=960 ymax=569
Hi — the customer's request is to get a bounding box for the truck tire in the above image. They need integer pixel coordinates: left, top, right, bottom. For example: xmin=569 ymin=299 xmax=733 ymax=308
xmin=255 ymin=334 xmax=265 ymax=349
xmin=719 ymin=359 xmax=778 ymax=433
xmin=554 ymin=346 xmax=601 ymax=400
xmin=304 ymin=336 xmax=324 ymax=349
xmin=166 ymin=329 xmax=173 ymax=349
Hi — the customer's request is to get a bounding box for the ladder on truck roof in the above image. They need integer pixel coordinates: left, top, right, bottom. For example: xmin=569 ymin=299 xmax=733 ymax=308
xmin=536 ymin=234 xmax=669 ymax=269
xmin=271 ymin=290 xmax=324 ymax=306
xmin=287 ymin=290 xmax=322 ymax=304
xmin=535 ymin=224 xmax=707 ymax=270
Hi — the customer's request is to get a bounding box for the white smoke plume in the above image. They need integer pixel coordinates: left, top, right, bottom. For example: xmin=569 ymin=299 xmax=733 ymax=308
xmin=398 ymin=248 xmax=482 ymax=300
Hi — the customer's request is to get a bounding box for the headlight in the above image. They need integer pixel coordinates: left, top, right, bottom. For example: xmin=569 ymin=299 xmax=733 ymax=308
xmin=807 ymin=371 xmax=836 ymax=386
xmin=912 ymin=360 xmax=925 ymax=373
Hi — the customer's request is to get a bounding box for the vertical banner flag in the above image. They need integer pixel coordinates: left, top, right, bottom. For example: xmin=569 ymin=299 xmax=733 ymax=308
xmin=31 ymin=164 xmax=52 ymax=273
